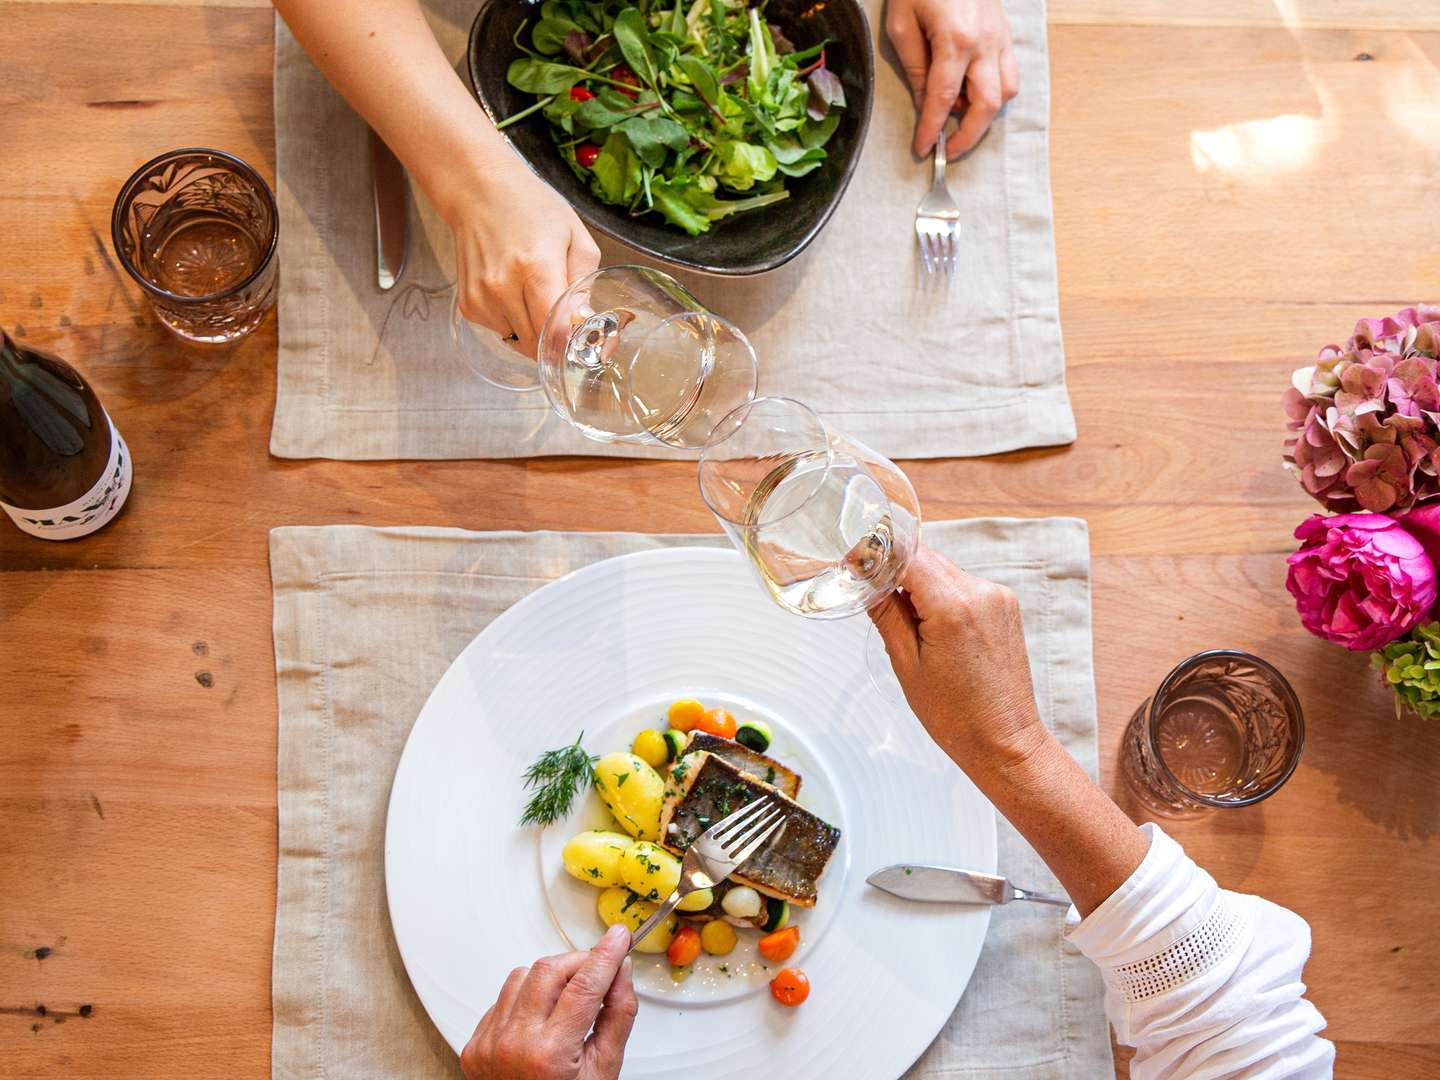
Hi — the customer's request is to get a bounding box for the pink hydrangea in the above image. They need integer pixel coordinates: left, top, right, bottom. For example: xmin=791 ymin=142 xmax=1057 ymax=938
xmin=1283 ymin=305 xmax=1440 ymax=513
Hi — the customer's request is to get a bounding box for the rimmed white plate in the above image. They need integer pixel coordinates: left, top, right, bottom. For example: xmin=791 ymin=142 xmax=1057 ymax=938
xmin=386 ymin=547 xmax=995 ymax=1078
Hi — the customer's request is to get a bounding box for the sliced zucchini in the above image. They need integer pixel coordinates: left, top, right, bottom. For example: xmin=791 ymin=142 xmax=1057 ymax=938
xmin=735 ymin=718 xmax=772 ymax=753
xmin=763 ymin=896 xmax=790 ymax=932
xmin=663 ymin=729 xmax=688 ymax=762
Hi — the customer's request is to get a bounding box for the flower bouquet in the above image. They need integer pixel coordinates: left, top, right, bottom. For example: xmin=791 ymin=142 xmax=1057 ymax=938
xmin=1283 ymin=305 xmax=1440 ymax=718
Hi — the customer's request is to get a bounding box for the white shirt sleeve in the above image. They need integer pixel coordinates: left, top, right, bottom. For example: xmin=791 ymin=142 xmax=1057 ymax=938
xmin=1065 ymin=824 xmax=1335 ymax=1079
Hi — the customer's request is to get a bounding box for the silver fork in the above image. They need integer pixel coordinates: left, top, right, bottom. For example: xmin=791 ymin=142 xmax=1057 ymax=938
xmin=629 ymin=796 xmax=787 ymax=952
xmin=915 ymin=132 xmax=960 ymax=274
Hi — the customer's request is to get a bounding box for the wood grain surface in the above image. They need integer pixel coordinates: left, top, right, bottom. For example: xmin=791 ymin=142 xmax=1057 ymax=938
xmin=1 ymin=2 xmax=1437 ymax=1078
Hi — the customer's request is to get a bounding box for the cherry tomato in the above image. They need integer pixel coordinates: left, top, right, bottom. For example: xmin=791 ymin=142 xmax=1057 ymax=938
xmin=612 ymin=63 xmax=641 ymax=99
xmin=758 ymin=925 xmax=800 ymax=964
xmin=667 ymin=698 xmax=707 ymax=732
xmin=569 ymin=85 xmax=595 ymax=102
xmin=694 ymin=708 xmax=738 ymax=740
xmin=667 ymin=925 xmax=702 ymax=967
xmin=770 ymin=967 xmax=810 ymax=1007
xmin=575 ymin=143 xmax=601 ymax=168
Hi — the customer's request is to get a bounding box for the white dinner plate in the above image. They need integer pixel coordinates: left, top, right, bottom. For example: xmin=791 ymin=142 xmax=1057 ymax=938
xmin=385 ymin=547 xmax=996 ymax=1078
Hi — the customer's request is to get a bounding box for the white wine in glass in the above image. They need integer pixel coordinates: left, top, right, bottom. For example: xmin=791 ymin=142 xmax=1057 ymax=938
xmin=699 ymin=397 xmax=920 ymax=619
xmin=452 ymin=265 xmax=757 ymax=449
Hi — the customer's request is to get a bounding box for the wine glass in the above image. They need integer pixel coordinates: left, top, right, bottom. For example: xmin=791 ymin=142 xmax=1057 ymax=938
xmin=451 ymin=265 xmax=757 ymax=448
xmin=697 ymin=399 xmax=922 ymax=684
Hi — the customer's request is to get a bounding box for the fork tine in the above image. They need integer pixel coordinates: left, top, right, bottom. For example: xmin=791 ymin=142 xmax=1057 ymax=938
xmin=732 ymin=816 xmax=788 ymax=868
xmin=947 ymin=226 xmax=960 ymax=272
xmin=722 ymin=805 xmax=784 ymax=854
xmin=708 ymin=796 xmax=772 ymax=842
xmin=917 ymin=228 xmax=934 ymax=274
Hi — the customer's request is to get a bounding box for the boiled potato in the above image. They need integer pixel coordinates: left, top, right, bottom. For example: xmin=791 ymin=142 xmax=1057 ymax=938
xmin=619 ymin=841 xmax=712 ymax=912
xmin=616 ymin=835 xmax=711 ymax=915
xmin=594 ymin=752 xmax=665 ymax=841
xmin=596 ymin=886 xmax=676 ymax=954
xmin=680 ymin=887 xmax=714 ymax=913
xmin=620 ymin=841 xmax=680 ymax=901
xmin=561 ymin=830 xmax=632 ymax=888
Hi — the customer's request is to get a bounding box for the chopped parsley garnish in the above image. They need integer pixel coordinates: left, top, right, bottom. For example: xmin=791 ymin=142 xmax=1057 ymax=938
xmin=586 ymin=867 xmax=601 ymax=878
xmin=647 ymin=888 xmax=660 ymax=900
xmin=616 ymin=771 xmax=630 ymax=788
xmin=621 ymin=891 xmax=640 ymax=912
xmin=671 ymin=760 xmax=690 ymax=783
xmin=904 ymin=867 xmax=913 ymax=875
xmin=765 ymin=766 xmax=776 ymax=783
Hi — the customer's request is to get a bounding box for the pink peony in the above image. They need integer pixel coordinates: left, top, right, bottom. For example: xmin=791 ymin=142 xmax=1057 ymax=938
xmin=1286 ymin=513 xmax=1437 ymax=650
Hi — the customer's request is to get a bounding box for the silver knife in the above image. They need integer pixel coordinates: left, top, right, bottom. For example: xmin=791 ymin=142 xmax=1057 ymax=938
xmin=369 ymin=127 xmax=408 ymax=290
xmin=867 ymin=865 xmax=1072 ymax=907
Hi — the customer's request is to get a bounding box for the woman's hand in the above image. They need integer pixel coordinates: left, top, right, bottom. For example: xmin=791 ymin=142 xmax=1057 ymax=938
xmin=884 ymin=0 xmax=1020 ymax=159
xmin=870 ymin=546 xmax=1049 ymax=775
xmin=443 ymin=156 xmax=601 ymax=359
xmin=460 ymin=924 xmax=638 ymax=1080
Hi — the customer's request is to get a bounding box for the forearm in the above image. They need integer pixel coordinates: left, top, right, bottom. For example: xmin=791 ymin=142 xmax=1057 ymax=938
xmin=967 ymin=724 xmax=1148 ymax=916
xmin=273 ymin=0 xmax=506 ymax=218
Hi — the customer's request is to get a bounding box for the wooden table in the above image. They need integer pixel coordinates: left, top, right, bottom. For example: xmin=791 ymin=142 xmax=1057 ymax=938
xmin=3 ymin=1 xmax=1437 ymax=1076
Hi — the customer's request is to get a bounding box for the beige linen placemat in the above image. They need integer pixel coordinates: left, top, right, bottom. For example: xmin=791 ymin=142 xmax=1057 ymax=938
xmin=270 ymin=0 xmax=1072 ymax=461
xmin=269 ymin=519 xmax=1110 ymax=1078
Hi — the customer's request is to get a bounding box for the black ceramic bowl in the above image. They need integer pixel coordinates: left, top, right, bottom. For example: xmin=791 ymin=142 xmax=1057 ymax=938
xmin=467 ymin=1 xmax=874 ymax=277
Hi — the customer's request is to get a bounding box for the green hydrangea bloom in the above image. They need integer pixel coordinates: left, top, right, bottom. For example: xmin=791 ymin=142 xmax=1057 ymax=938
xmin=1372 ymin=621 xmax=1440 ymax=720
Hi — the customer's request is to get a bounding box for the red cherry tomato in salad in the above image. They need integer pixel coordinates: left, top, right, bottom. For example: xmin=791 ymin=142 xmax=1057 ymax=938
xmin=667 ymin=925 xmax=702 ymax=967
xmin=612 ymin=63 xmax=641 ymax=99
xmin=770 ymin=967 xmax=810 ymax=1007
xmin=575 ymin=143 xmax=601 ymax=168
xmin=569 ymin=85 xmax=595 ymax=102
xmin=695 ymin=708 xmax=738 ymax=740
xmin=758 ymin=925 xmax=800 ymax=964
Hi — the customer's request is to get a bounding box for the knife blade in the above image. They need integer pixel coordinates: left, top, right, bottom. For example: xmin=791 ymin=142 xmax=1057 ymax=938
xmin=866 ymin=865 xmax=1071 ymax=907
xmin=369 ymin=127 xmax=408 ymax=290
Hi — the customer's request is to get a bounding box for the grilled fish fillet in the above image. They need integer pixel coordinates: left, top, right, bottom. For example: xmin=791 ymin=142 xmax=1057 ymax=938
xmin=684 ymin=731 xmax=801 ymax=799
xmin=659 ymin=751 xmax=840 ymax=907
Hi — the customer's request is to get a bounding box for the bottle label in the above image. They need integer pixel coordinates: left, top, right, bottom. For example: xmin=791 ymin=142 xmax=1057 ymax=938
xmin=0 ymin=416 xmax=133 ymax=540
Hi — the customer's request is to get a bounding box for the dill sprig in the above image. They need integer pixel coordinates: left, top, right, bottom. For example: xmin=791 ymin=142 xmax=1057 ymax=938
xmin=519 ymin=733 xmax=598 ymax=827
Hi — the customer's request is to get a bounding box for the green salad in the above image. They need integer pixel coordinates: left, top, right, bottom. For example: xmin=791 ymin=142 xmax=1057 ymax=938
xmin=500 ymin=0 xmax=847 ymax=235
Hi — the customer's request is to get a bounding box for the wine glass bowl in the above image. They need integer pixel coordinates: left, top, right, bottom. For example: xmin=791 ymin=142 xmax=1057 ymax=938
xmin=698 ymin=396 xmax=921 ymax=619
xmin=456 ymin=265 xmax=757 ymax=448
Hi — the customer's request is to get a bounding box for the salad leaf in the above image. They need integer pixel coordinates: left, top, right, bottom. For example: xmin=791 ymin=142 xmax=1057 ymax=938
xmin=713 ymin=140 xmax=777 ymax=190
xmin=678 ymin=55 xmax=724 ymax=118
xmin=617 ymin=115 xmax=692 ymax=168
xmin=533 ymin=16 xmax=583 ymax=55
xmin=591 ymin=130 xmax=643 ymax=204
xmin=799 ymin=111 xmax=841 ymax=150
xmin=806 ymin=66 xmax=846 ymax=121
xmin=575 ymin=88 xmax=661 ymax=128
xmin=612 ymin=8 xmax=659 ymax=86
xmin=507 ymin=57 xmax=584 ymax=94
xmin=746 ymin=8 xmax=775 ymax=105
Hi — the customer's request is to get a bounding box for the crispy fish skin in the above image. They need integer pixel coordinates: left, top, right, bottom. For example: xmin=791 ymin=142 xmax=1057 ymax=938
xmin=659 ymin=752 xmax=839 ymax=907
xmin=684 ymin=731 xmax=801 ymax=799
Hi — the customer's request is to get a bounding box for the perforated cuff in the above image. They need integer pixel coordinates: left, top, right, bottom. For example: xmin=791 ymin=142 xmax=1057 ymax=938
xmin=1109 ymin=893 xmax=1251 ymax=1003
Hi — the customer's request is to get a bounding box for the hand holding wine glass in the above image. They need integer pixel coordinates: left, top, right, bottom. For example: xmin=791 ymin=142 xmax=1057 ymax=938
xmin=869 ymin=547 xmax=1049 ymax=771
